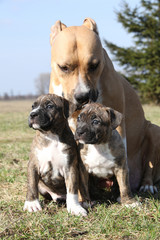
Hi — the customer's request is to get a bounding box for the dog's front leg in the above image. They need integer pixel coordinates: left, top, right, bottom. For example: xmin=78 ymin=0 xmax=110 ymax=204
xmin=23 ymin=160 xmax=42 ymax=212
xmin=114 ymin=162 xmax=134 ymax=205
xmin=115 ymin=160 xmax=141 ymax=208
xmin=64 ymin=163 xmax=88 ymax=216
xmin=139 ymin=126 xmax=158 ymax=194
xmin=78 ymin=157 xmax=90 ymax=203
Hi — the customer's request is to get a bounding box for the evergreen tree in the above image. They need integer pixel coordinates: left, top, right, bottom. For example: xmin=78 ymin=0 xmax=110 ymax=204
xmin=104 ymin=0 xmax=160 ymax=103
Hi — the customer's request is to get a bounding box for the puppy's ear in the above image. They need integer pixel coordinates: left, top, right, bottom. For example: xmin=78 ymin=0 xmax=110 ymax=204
xmin=83 ymin=18 xmax=99 ymax=35
xmin=61 ymin=98 xmax=77 ymax=119
xmin=106 ymin=108 xmax=123 ymax=130
xmin=50 ymin=20 xmax=67 ymax=45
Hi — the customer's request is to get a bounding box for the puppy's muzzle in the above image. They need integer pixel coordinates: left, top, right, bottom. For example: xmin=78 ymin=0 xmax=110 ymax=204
xmin=28 ymin=111 xmax=38 ymax=128
xmin=75 ymin=128 xmax=86 ymax=140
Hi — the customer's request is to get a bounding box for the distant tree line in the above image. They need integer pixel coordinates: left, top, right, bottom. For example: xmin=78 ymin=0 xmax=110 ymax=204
xmin=0 ymin=73 xmax=50 ymax=100
xmin=0 ymin=93 xmax=38 ymax=101
xmin=105 ymin=0 xmax=160 ymax=104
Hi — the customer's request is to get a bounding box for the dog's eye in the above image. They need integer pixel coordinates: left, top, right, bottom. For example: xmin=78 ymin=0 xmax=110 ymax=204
xmin=92 ymin=119 xmax=100 ymax=125
xmin=46 ymin=104 xmax=54 ymax=109
xmin=58 ymin=64 xmax=69 ymax=73
xmin=77 ymin=116 xmax=81 ymax=122
xmin=32 ymin=104 xmax=36 ymax=109
xmin=88 ymin=62 xmax=99 ymax=72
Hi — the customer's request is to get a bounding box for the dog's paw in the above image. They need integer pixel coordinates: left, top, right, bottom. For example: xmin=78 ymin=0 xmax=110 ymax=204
xmin=23 ymin=199 xmax=42 ymax=212
xmin=123 ymin=201 xmax=141 ymax=208
xmin=117 ymin=196 xmax=141 ymax=208
xmin=67 ymin=203 xmax=88 ymax=216
xmin=67 ymin=193 xmax=88 ymax=216
xmin=139 ymin=185 xmax=158 ymax=194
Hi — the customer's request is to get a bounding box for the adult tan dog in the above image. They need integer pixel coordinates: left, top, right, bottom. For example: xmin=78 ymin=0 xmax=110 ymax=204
xmin=49 ymin=18 xmax=160 ymax=193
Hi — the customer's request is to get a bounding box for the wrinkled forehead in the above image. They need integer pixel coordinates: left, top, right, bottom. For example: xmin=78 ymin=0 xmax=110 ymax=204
xmin=33 ymin=94 xmax=61 ymax=107
xmin=52 ymin=26 xmax=103 ymax=63
xmin=80 ymin=103 xmax=106 ymax=118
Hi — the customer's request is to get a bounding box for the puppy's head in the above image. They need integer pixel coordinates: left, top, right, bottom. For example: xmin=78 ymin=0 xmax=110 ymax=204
xmin=50 ymin=18 xmax=105 ymax=108
xmin=29 ymin=94 xmax=75 ymax=132
xmin=75 ymin=103 xmax=122 ymax=144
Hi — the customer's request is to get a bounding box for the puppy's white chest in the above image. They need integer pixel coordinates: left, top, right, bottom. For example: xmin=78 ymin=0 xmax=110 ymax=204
xmin=84 ymin=144 xmax=115 ymax=178
xmin=36 ymin=135 xmax=67 ymax=176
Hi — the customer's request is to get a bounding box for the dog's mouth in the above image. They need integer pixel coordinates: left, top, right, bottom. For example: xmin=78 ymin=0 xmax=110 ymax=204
xmin=75 ymin=130 xmax=98 ymax=144
xmin=28 ymin=117 xmax=52 ymax=131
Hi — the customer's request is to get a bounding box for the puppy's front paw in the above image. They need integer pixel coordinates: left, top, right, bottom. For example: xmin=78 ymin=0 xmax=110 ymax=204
xmin=139 ymin=185 xmax=158 ymax=194
xmin=67 ymin=203 xmax=87 ymax=216
xmin=117 ymin=196 xmax=141 ymax=208
xmin=23 ymin=199 xmax=42 ymax=212
xmin=123 ymin=201 xmax=141 ymax=208
xmin=67 ymin=193 xmax=87 ymax=216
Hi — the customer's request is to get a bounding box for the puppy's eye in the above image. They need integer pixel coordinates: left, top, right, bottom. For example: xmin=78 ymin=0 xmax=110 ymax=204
xmin=46 ymin=104 xmax=54 ymax=109
xmin=32 ymin=104 xmax=36 ymax=109
xmin=58 ymin=64 xmax=69 ymax=73
xmin=77 ymin=116 xmax=81 ymax=122
xmin=88 ymin=62 xmax=99 ymax=72
xmin=92 ymin=119 xmax=100 ymax=125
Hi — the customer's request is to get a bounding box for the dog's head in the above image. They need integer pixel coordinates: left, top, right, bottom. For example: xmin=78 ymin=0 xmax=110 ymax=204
xmin=28 ymin=94 xmax=75 ymax=132
xmin=50 ymin=18 xmax=105 ymax=108
xmin=75 ymin=103 xmax=122 ymax=144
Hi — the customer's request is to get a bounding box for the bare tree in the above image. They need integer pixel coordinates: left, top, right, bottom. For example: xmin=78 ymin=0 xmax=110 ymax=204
xmin=35 ymin=73 xmax=50 ymax=95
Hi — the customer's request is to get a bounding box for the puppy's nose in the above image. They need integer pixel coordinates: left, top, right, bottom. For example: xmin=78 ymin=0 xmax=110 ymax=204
xmin=76 ymin=128 xmax=85 ymax=137
xmin=30 ymin=111 xmax=38 ymax=119
xmin=74 ymin=91 xmax=90 ymax=104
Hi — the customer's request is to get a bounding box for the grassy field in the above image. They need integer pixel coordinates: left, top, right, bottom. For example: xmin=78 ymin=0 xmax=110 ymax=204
xmin=0 ymin=100 xmax=160 ymax=240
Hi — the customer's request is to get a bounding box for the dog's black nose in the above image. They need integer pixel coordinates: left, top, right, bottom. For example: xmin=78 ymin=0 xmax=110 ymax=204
xmin=30 ymin=111 xmax=38 ymax=119
xmin=74 ymin=92 xmax=90 ymax=104
xmin=76 ymin=128 xmax=85 ymax=137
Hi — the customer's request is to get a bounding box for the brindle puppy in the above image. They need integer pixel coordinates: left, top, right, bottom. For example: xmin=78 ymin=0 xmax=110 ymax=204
xmin=23 ymin=94 xmax=88 ymax=216
xmin=75 ymin=103 xmax=138 ymax=205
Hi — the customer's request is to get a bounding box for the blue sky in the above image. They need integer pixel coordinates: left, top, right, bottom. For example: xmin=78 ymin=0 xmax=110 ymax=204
xmin=0 ymin=0 xmax=140 ymax=96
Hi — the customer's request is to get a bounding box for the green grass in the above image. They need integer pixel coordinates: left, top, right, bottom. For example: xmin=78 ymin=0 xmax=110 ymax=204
xmin=0 ymin=100 xmax=160 ymax=240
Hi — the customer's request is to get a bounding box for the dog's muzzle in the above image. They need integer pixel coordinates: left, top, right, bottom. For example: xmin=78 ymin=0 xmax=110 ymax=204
xmin=28 ymin=111 xmax=38 ymax=128
xmin=74 ymin=89 xmax=99 ymax=106
xmin=28 ymin=109 xmax=51 ymax=131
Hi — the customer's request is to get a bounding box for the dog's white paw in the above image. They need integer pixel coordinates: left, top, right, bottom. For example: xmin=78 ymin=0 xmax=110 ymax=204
xmin=67 ymin=203 xmax=87 ymax=216
xmin=123 ymin=201 xmax=141 ymax=208
xmin=23 ymin=199 xmax=42 ymax=212
xmin=117 ymin=196 xmax=141 ymax=208
xmin=139 ymin=185 xmax=158 ymax=194
xmin=67 ymin=193 xmax=87 ymax=216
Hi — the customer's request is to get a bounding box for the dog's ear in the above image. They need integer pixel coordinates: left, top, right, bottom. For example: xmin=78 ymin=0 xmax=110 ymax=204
xmin=106 ymin=108 xmax=123 ymax=130
xmin=83 ymin=18 xmax=99 ymax=35
xmin=61 ymin=97 xmax=77 ymax=119
xmin=50 ymin=20 xmax=67 ymax=45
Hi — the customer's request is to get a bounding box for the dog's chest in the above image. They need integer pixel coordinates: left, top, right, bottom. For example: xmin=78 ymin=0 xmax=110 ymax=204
xmin=83 ymin=143 xmax=116 ymax=178
xmin=36 ymin=135 xmax=68 ymax=178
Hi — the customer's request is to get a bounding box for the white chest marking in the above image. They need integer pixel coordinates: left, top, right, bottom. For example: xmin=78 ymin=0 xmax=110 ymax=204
xmin=84 ymin=143 xmax=115 ymax=178
xmin=36 ymin=134 xmax=68 ymax=176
